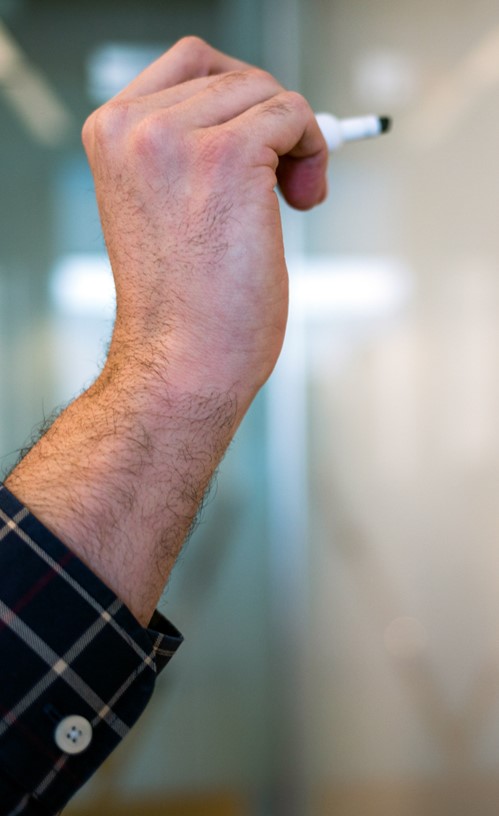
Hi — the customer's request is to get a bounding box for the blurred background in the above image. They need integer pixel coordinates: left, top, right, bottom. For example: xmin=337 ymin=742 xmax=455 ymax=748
xmin=1 ymin=0 xmax=499 ymax=814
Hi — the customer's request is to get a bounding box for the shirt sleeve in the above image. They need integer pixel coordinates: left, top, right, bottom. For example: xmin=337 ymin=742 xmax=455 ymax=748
xmin=0 ymin=484 xmax=183 ymax=816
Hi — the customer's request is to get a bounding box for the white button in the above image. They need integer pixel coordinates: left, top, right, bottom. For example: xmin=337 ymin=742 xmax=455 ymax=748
xmin=54 ymin=715 xmax=93 ymax=755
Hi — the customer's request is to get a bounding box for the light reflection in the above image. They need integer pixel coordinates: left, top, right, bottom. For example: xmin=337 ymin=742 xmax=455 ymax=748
xmin=0 ymin=18 xmax=72 ymax=145
xmin=289 ymin=255 xmax=412 ymax=320
xmin=353 ymin=50 xmax=420 ymax=110
xmin=51 ymin=253 xmax=115 ymax=316
xmin=86 ymin=43 xmax=168 ymax=103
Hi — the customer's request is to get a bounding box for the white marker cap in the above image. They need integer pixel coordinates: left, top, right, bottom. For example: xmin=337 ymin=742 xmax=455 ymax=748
xmin=316 ymin=113 xmax=392 ymax=152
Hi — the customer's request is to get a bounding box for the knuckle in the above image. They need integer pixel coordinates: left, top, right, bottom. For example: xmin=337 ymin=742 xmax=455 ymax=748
xmin=282 ymin=90 xmax=310 ymax=115
xmin=81 ymin=112 xmax=96 ymax=152
xmin=210 ymin=70 xmax=248 ymax=93
xmin=174 ymin=35 xmax=209 ymax=58
xmin=250 ymin=66 xmax=280 ymax=88
xmin=196 ymin=127 xmax=242 ymax=169
xmin=130 ymin=111 xmax=173 ymax=158
xmin=170 ymin=36 xmax=216 ymax=79
xmin=222 ymin=66 xmax=281 ymax=93
xmin=258 ymin=90 xmax=309 ymax=121
xmin=89 ymin=100 xmax=130 ymax=148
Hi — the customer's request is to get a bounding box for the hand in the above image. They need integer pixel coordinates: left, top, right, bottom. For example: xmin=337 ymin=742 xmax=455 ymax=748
xmin=82 ymin=36 xmax=328 ymax=414
xmin=6 ymin=39 xmax=328 ymax=623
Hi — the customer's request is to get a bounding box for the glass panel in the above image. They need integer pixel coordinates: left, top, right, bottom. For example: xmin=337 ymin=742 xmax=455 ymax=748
xmin=298 ymin=1 xmax=499 ymax=813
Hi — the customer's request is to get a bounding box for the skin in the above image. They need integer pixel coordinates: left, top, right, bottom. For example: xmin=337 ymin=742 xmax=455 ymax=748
xmin=5 ymin=37 xmax=328 ymax=626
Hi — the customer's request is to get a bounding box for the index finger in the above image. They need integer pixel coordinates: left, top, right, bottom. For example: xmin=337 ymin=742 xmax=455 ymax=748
xmin=115 ymin=36 xmax=251 ymax=101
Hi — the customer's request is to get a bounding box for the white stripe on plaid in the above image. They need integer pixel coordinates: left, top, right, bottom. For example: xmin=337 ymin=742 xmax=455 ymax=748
xmin=32 ymin=753 xmax=69 ymax=801
xmin=0 ymin=503 xmax=159 ymax=668
xmin=6 ymin=793 xmax=30 ymax=816
xmin=0 ymin=507 xmax=28 ymax=541
xmin=33 ymin=633 xmax=161 ymax=800
xmin=0 ymin=490 xmax=182 ymax=814
xmin=88 ymin=634 xmax=159 ymax=724
xmin=0 ymin=598 xmax=130 ymax=740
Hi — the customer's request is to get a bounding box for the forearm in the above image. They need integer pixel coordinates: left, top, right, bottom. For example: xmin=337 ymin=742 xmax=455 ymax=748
xmin=5 ymin=353 xmax=238 ymax=625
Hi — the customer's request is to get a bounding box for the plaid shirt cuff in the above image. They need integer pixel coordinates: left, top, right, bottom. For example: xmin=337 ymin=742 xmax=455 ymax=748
xmin=0 ymin=485 xmax=183 ymax=816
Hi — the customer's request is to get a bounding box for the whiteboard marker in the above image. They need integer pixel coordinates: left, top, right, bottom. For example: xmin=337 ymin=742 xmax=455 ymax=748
xmin=316 ymin=113 xmax=392 ymax=152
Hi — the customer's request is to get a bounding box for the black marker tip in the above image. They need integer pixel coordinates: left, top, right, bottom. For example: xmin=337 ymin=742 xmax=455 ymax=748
xmin=379 ymin=116 xmax=392 ymax=134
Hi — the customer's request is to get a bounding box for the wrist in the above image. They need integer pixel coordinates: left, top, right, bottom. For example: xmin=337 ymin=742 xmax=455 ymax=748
xmin=104 ymin=323 xmax=263 ymax=425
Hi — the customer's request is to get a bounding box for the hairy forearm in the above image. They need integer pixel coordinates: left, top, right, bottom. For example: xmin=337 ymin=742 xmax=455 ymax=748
xmin=5 ymin=356 xmax=238 ymax=625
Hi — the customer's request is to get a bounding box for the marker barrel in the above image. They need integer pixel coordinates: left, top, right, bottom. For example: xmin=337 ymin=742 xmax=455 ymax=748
xmin=316 ymin=112 xmax=391 ymax=152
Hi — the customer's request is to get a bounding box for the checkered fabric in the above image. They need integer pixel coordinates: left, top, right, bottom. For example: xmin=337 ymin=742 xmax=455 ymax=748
xmin=0 ymin=485 xmax=183 ymax=816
